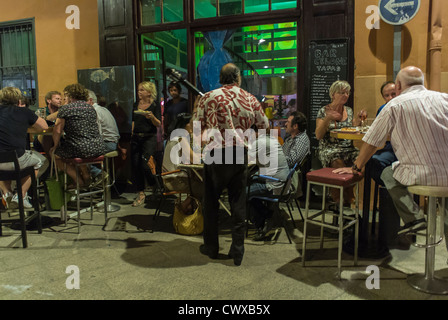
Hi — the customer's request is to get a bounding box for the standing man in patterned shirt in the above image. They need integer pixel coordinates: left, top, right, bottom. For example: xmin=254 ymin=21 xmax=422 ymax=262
xmin=334 ymin=66 xmax=448 ymax=239
xmin=193 ymin=63 xmax=268 ymax=266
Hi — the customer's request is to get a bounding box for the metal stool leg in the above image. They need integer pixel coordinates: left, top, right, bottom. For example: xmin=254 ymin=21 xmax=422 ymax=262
xmin=301 ymin=181 xmax=311 ymax=267
xmin=104 ymin=156 xmax=120 ymax=213
xmin=337 ymin=186 xmax=344 ymax=279
xmin=407 ymin=196 xmax=448 ymax=294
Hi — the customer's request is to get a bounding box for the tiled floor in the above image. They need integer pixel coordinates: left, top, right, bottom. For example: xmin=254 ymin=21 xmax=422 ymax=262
xmin=1 ymin=192 xmax=448 ymax=301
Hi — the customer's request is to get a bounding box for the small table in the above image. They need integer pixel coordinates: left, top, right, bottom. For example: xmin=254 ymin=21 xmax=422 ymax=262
xmin=330 ymin=129 xmax=365 ymax=141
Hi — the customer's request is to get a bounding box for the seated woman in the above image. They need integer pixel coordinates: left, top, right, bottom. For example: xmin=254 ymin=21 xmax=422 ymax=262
xmin=50 ymin=84 xmax=106 ymax=188
xmin=0 ymin=87 xmax=48 ymax=209
xmin=162 ymin=113 xmax=202 ymax=200
xmin=315 ymin=80 xmax=365 ymax=207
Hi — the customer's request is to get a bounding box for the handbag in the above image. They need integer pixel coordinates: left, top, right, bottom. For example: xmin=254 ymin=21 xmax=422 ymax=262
xmin=44 ymin=154 xmax=64 ymax=210
xmin=173 ymin=196 xmax=203 ymax=235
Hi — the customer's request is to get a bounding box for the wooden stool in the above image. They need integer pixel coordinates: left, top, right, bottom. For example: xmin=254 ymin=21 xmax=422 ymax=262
xmin=61 ymin=156 xmax=106 ymax=233
xmin=103 ymin=151 xmax=120 ymax=214
xmin=407 ymin=185 xmax=448 ymax=295
xmin=302 ymin=168 xmax=363 ymax=279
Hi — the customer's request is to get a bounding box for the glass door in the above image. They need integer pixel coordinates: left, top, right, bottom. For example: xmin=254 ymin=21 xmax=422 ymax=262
xmin=194 ymin=21 xmax=298 ymax=137
xmin=141 ymin=37 xmax=167 ymax=104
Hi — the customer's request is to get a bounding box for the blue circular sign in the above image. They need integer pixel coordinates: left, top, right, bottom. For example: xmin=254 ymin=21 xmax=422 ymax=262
xmin=379 ymin=0 xmax=421 ymax=25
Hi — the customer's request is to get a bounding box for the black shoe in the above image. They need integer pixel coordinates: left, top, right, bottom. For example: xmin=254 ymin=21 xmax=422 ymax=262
xmin=397 ymin=218 xmax=427 ymax=235
xmin=199 ymin=245 xmax=218 ymax=259
xmin=228 ymin=252 xmax=243 ymax=266
xmin=253 ymin=228 xmax=267 ymax=241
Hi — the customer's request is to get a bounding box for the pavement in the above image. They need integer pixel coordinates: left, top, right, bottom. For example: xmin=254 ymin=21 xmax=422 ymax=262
xmin=1 ymin=190 xmax=448 ymax=302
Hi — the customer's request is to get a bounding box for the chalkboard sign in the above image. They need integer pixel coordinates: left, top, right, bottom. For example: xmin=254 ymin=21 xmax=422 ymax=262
xmin=306 ymin=38 xmax=350 ymax=159
xmin=308 ymin=38 xmax=349 ymax=122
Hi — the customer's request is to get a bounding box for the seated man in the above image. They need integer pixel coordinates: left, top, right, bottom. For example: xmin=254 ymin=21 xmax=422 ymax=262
xmin=33 ymin=90 xmax=62 ymax=157
xmin=0 ymin=87 xmax=48 ymax=209
xmin=282 ymin=111 xmax=310 ymax=198
xmin=367 ymin=81 xmax=398 ymax=185
xmin=45 ymin=90 xmax=62 ymax=122
xmin=335 ymin=66 xmax=448 ymax=242
xmin=86 ymin=90 xmax=120 ymax=183
xmin=248 ymin=126 xmax=290 ymax=241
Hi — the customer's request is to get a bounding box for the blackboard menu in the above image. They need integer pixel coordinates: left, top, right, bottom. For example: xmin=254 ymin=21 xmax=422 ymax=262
xmin=306 ymin=38 xmax=350 ymax=158
xmin=308 ymin=38 xmax=349 ymax=122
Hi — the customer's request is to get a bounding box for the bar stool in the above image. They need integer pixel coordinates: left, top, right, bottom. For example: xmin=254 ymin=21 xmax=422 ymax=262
xmin=102 ymin=150 xmax=120 ymax=214
xmin=61 ymin=156 xmax=106 ymax=233
xmin=407 ymin=185 xmax=448 ymax=295
xmin=302 ymin=167 xmax=363 ymax=279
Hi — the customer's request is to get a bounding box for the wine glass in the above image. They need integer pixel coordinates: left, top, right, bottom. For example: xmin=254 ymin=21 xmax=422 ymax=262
xmin=359 ymin=110 xmax=367 ymax=131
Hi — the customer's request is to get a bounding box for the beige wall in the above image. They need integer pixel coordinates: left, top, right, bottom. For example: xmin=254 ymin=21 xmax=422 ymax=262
xmin=354 ymin=0 xmax=448 ymax=119
xmin=0 ymin=0 xmax=100 ymax=107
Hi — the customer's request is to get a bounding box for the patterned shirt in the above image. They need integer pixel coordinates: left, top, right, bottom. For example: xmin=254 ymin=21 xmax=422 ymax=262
xmin=363 ymin=85 xmax=448 ymax=186
xmin=282 ymin=131 xmax=310 ymax=168
xmin=193 ymin=85 xmax=268 ymax=150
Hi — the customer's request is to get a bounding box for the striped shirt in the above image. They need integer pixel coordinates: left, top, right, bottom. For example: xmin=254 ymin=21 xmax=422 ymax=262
xmin=363 ymin=85 xmax=448 ymax=186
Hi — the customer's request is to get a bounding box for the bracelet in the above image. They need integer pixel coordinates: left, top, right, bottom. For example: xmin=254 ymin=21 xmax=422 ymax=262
xmin=352 ymin=164 xmax=362 ymax=173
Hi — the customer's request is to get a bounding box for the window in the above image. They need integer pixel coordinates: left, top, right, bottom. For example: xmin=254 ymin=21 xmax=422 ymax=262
xmin=0 ymin=19 xmax=38 ymax=107
xmin=194 ymin=0 xmax=298 ymax=18
xmin=195 ymin=22 xmax=298 ymax=119
xmin=141 ymin=0 xmax=184 ymax=26
xmin=141 ymin=29 xmax=188 ymax=102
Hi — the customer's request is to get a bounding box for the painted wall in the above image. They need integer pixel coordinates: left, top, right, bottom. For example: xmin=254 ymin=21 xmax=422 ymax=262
xmin=0 ymin=0 xmax=100 ymax=107
xmin=354 ymin=0 xmax=448 ymax=118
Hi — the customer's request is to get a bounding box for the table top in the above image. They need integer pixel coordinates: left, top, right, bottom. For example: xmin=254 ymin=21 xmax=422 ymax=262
xmin=178 ymin=163 xmax=204 ymax=170
xmin=330 ymin=129 xmax=365 ymax=141
xmin=27 ymin=127 xmax=53 ymax=135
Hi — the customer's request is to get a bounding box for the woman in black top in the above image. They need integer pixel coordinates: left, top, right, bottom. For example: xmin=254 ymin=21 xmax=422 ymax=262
xmin=131 ymin=81 xmax=161 ymax=206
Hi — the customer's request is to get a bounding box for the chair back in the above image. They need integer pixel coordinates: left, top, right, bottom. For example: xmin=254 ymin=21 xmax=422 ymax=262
xmin=147 ymin=156 xmax=157 ymax=176
xmin=295 ymin=153 xmax=311 ymax=198
xmin=277 ymin=162 xmax=298 ymax=198
xmin=0 ymin=151 xmax=21 ymax=180
xmin=0 ymin=150 xmax=20 ymax=165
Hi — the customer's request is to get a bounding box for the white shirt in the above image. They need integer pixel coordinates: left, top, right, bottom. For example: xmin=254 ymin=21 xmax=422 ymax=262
xmin=93 ymin=103 xmax=120 ymax=144
xmin=249 ymin=134 xmax=289 ymax=191
xmin=363 ymin=85 xmax=448 ymax=186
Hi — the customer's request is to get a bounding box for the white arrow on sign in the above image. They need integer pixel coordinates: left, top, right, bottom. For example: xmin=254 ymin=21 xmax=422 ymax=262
xmin=384 ymin=0 xmax=415 ymax=15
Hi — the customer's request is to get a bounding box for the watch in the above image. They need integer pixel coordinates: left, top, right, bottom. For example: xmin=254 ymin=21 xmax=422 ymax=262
xmin=352 ymin=163 xmax=362 ymax=173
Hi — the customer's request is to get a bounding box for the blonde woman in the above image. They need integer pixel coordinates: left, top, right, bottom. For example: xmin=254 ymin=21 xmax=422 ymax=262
xmin=131 ymin=81 xmax=161 ymax=206
xmin=315 ymin=80 xmax=365 ymax=206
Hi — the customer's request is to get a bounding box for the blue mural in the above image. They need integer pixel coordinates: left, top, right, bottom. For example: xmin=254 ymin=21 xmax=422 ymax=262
xmin=197 ymin=30 xmax=234 ymax=93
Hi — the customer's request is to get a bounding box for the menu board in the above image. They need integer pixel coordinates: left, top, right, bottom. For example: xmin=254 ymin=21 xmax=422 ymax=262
xmin=308 ymin=38 xmax=349 ymax=122
xmin=306 ymin=38 xmax=350 ymax=156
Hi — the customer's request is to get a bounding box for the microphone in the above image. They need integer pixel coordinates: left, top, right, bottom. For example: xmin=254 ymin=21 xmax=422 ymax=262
xmin=166 ymin=68 xmax=204 ymax=97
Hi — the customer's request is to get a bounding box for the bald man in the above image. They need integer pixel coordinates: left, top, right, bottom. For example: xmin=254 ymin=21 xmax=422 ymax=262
xmin=335 ymin=66 xmax=448 ymax=240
